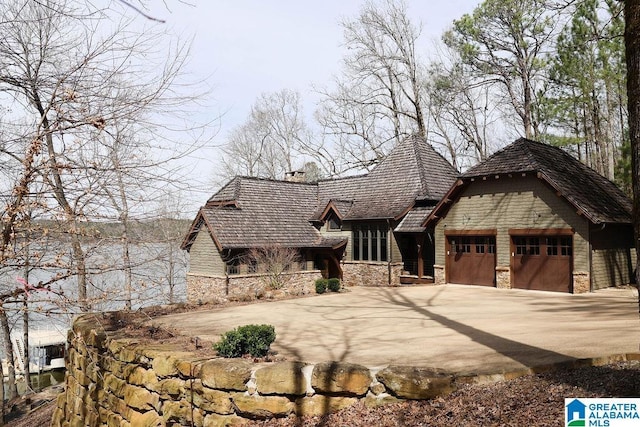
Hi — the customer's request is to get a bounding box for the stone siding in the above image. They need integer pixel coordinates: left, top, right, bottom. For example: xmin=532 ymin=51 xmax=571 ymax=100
xmin=433 ymin=265 xmax=445 ymax=285
xmin=187 ymin=270 xmax=322 ymax=304
xmin=495 ymin=267 xmax=511 ymax=289
xmin=341 ymin=262 xmax=404 ymax=287
xmin=573 ymin=271 xmax=590 ymax=294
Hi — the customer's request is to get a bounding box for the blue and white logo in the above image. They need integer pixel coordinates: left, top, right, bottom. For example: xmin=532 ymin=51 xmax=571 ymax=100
xmin=565 ymin=398 xmax=640 ymax=427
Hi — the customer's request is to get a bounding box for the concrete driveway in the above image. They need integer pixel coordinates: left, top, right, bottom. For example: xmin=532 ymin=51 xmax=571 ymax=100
xmin=154 ymin=285 xmax=640 ymax=374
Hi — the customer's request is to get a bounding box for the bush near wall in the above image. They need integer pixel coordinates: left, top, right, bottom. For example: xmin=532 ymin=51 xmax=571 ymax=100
xmin=315 ymin=278 xmax=341 ymax=294
xmin=213 ymin=324 xmax=276 ymax=358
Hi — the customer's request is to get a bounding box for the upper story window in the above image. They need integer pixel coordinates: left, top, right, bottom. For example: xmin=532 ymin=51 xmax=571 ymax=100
xmin=327 ymin=214 xmax=341 ymax=231
xmin=352 ymin=223 xmax=388 ymax=262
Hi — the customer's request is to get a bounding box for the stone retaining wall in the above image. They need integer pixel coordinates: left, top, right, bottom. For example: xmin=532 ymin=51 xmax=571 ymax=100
xmin=52 ymin=315 xmax=459 ymax=426
xmin=186 ymin=270 xmax=322 ymax=304
xmin=53 ymin=314 xmax=640 ymax=426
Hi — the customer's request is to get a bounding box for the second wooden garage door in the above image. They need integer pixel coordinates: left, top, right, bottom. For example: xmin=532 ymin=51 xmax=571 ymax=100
xmin=511 ymin=235 xmax=572 ymax=292
xmin=447 ymin=236 xmax=496 ymax=286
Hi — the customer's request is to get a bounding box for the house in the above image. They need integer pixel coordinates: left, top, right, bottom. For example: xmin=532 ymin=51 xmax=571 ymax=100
xmin=181 ymin=135 xmax=458 ymax=302
xmin=425 ymin=138 xmax=635 ymax=293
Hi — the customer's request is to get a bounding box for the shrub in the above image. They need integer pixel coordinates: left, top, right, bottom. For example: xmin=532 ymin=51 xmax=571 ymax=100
xmin=315 ymin=279 xmax=327 ymax=294
xmin=327 ymin=278 xmax=341 ymax=292
xmin=213 ymin=324 xmax=276 ymax=358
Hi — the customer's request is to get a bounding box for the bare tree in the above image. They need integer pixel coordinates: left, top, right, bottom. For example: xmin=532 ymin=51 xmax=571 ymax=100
xmin=426 ymin=45 xmax=503 ymax=169
xmin=220 ymin=89 xmax=312 ymax=180
xmin=316 ymin=0 xmax=427 ymax=171
xmin=0 ymin=0 xmax=212 ymax=399
xmin=244 ymin=246 xmax=301 ymax=292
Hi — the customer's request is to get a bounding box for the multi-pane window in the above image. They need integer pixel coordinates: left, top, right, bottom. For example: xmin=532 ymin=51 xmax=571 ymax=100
xmin=560 ymin=236 xmax=572 ymax=256
xmin=546 ymin=237 xmax=558 ymax=255
xmin=514 ymin=237 xmax=540 ymax=255
xmin=450 ymin=236 xmax=495 ymax=254
xmin=452 ymin=237 xmax=471 ymax=254
xmin=352 ymin=224 xmax=388 ymax=262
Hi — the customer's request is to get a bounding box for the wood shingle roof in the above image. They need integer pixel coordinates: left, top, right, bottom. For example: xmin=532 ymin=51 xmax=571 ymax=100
xmin=183 ymin=136 xmax=458 ymax=251
xmin=427 ymin=138 xmax=631 ymax=226
xmin=315 ymin=135 xmax=457 ymax=220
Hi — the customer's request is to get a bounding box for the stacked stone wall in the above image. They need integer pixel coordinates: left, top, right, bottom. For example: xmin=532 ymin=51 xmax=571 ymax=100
xmin=54 ymin=315 xmax=465 ymax=426
xmin=341 ymin=262 xmax=404 ymax=287
xmin=186 ymin=270 xmax=322 ymax=304
xmin=54 ymin=314 xmax=640 ymax=426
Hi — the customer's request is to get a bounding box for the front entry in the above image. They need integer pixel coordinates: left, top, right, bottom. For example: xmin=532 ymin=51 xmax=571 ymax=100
xmin=446 ymin=235 xmax=496 ymax=286
xmin=511 ymin=235 xmax=572 ymax=292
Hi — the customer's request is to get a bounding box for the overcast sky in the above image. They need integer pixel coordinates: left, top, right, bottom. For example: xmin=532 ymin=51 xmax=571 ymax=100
xmin=137 ymin=1 xmax=482 ymax=206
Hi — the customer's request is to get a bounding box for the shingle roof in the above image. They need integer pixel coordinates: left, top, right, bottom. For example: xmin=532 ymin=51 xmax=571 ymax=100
xmin=184 ymin=135 xmax=458 ymax=251
xmin=193 ymin=177 xmax=342 ymax=249
xmin=315 ymin=135 xmax=457 ymax=220
xmin=461 ymin=138 xmax=631 ymax=224
xmin=394 ymin=206 xmax=433 ymax=233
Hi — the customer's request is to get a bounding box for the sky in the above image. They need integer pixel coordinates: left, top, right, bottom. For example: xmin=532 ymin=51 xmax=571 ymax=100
xmin=136 ymin=0 xmax=483 ymax=208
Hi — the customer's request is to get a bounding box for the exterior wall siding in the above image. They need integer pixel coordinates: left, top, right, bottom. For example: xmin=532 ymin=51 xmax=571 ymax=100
xmin=389 ymin=229 xmax=402 ymax=263
xmin=589 ymin=223 xmax=635 ymax=290
xmin=434 ymin=176 xmax=590 ymax=290
xmin=188 ymin=230 xmax=225 ymax=276
xmin=590 ymin=248 xmax=636 ymax=290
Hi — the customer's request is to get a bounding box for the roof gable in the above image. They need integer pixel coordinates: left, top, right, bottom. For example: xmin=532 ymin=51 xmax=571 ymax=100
xmin=427 ymin=138 xmax=631 ymax=226
xmin=316 ymin=135 xmax=457 ymax=220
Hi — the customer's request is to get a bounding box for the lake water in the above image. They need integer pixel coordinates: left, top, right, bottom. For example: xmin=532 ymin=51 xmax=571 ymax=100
xmin=0 ymin=241 xmax=188 ymax=344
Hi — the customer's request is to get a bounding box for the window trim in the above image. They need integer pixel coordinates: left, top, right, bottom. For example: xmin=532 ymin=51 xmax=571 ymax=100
xmin=352 ymin=223 xmax=388 ymax=262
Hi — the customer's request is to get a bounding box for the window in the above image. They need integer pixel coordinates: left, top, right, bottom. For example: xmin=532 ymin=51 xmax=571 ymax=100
xmin=487 ymin=237 xmax=496 ymax=254
xmin=476 ymin=237 xmax=486 ymax=254
xmin=560 ymin=236 xmax=572 ymax=256
xmin=546 ymin=237 xmax=558 ymax=256
xmin=457 ymin=237 xmax=471 ymax=253
xmin=352 ymin=223 xmax=388 ymax=261
xmin=328 ymin=216 xmax=341 ymax=230
xmin=226 ymin=263 xmax=240 ymax=275
xmin=514 ymin=237 xmax=539 ymax=255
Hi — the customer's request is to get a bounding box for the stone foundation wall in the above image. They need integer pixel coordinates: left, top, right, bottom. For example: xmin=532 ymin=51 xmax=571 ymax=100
xmin=573 ymin=271 xmax=590 ymax=294
xmin=495 ymin=267 xmax=510 ymax=289
xmin=53 ymin=315 xmax=467 ymax=426
xmin=433 ymin=265 xmax=445 ymax=285
xmin=341 ymin=262 xmax=404 ymax=287
xmin=187 ymin=270 xmax=323 ymax=304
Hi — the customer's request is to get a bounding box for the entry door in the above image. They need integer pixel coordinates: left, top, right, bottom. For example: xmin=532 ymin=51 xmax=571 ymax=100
xmin=512 ymin=235 xmax=572 ymax=292
xmin=447 ymin=236 xmax=496 ymax=286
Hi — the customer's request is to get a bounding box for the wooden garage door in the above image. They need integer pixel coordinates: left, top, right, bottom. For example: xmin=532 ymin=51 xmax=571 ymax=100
xmin=447 ymin=236 xmax=496 ymax=286
xmin=512 ymin=235 xmax=572 ymax=292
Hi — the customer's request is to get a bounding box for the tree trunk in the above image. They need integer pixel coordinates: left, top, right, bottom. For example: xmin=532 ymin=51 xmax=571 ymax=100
xmin=624 ymin=1 xmax=640 ymax=308
xmin=0 ymin=308 xmax=17 ymax=401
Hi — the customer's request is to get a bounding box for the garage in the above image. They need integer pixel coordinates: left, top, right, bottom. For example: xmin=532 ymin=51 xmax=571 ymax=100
xmin=446 ymin=234 xmax=496 ymax=286
xmin=511 ymin=233 xmax=572 ymax=292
